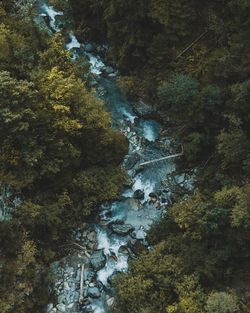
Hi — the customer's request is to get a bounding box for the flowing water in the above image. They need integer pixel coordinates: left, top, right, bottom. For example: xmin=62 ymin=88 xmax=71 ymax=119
xmin=39 ymin=3 xmax=180 ymax=313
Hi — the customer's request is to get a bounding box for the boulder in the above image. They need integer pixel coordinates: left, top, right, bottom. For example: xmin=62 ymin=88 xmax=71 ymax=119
xmin=133 ymin=189 xmax=145 ymax=200
xmin=63 ymin=281 xmax=70 ymax=291
xmin=87 ymin=231 xmax=97 ymax=242
xmin=132 ymin=100 xmax=155 ymax=118
xmin=87 ymin=286 xmax=101 ymax=298
xmin=118 ymin=245 xmax=129 ymax=255
xmin=90 ymin=249 xmax=106 ymax=271
xmin=56 ymin=303 xmax=66 ymax=313
xmin=67 ymin=303 xmax=75 ymax=309
xmin=107 ymin=297 xmax=115 ymax=306
xmin=149 ymin=192 xmax=158 ymax=203
xmin=54 ymin=15 xmax=66 ymax=30
xmin=149 ymin=192 xmax=157 ymax=198
xmin=105 ymin=66 xmax=114 ymax=74
xmin=85 ymin=43 xmax=95 ymax=52
xmin=128 ymin=239 xmax=148 ymax=254
xmin=124 ymin=153 xmax=140 ymax=170
xmin=47 ymin=303 xmax=53 ymax=312
xmin=111 ymin=224 xmax=134 ymax=236
xmin=107 ymin=271 xmax=118 ymax=286
xmin=58 ymin=294 xmax=66 ymax=304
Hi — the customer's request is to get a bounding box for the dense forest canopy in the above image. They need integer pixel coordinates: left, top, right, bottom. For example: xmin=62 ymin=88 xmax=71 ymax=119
xmin=0 ymin=1 xmax=127 ymax=312
xmin=0 ymin=0 xmax=250 ymax=312
xmin=68 ymin=0 xmax=250 ymax=312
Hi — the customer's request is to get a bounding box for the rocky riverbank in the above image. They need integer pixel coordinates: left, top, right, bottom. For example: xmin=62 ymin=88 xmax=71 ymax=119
xmin=36 ymin=3 xmax=194 ymax=313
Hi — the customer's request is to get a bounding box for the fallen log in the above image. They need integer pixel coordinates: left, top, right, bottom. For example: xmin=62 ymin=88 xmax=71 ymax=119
xmin=140 ymin=145 xmax=184 ymax=167
xmin=79 ymin=264 xmax=85 ymax=304
xmin=139 ymin=152 xmax=183 ymax=166
xmin=176 ymin=30 xmax=208 ymax=59
xmin=70 ymin=242 xmax=90 ymax=257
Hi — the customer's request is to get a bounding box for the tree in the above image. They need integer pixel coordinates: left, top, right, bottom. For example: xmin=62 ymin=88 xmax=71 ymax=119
xmin=158 ymin=74 xmax=200 ymax=124
xmin=206 ymin=292 xmax=239 ymax=313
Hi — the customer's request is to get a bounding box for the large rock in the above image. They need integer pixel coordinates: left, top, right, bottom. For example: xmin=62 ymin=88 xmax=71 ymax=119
xmin=85 ymin=43 xmax=95 ymax=52
xmin=90 ymin=249 xmax=106 ymax=271
xmin=133 ymin=189 xmax=145 ymax=200
xmin=47 ymin=303 xmax=53 ymax=312
xmin=128 ymin=239 xmax=148 ymax=254
xmin=105 ymin=66 xmax=115 ymax=74
xmin=56 ymin=303 xmax=66 ymax=313
xmin=87 ymin=286 xmax=101 ymax=298
xmin=87 ymin=231 xmax=97 ymax=242
xmin=107 ymin=297 xmax=115 ymax=307
xmin=124 ymin=153 xmax=140 ymax=170
xmin=149 ymin=192 xmax=158 ymax=203
xmin=132 ymin=100 xmax=155 ymax=118
xmin=111 ymin=224 xmax=134 ymax=235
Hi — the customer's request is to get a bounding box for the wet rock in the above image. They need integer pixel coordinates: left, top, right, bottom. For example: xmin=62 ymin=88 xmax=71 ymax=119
xmin=87 ymin=286 xmax=101 ymax=298
xmin=105 ymin=66 xmax=114 ymax=74
xmin=107 ymin=297 xmax=115 ymax=306
xmin=67 ymin=303 xmax=75 ymax=309
xmin=149 ymin=192 xmax=157 ymax=198
xmin=111 ymin=224 xmax=134 ymax=235
xmin=132 ymin=100 xmax=155 ymax=118
xmin=118 ymin=245 xmax=129 ymax=254
xmin=128 ymin=239 xmax=148 ymax=254
xmin=73 ymin=291 xmax=79 ymax=301
xmin=87 ymin=241 xmax=96 ymax=251
xmin=124 ymin=153 xmax=140 ymax=170
xmin=47 ymin=303 xmax=53 ymax=312
xmin=87 ymin=231 xmax=97 ymax=243
xmin=55 ymin=15 xmax=66 ymax=29
xmin=58 ymin=294 xmax=66 ymax=304
xmin=90 ymin=249 xmax=106 ymax=271
xmin=133 ymin=189 xmax=145 ymax=200
xmin=34 ymin=15 xmax=53 ymax=35
xmin=85 ymin=43 xmax=95 ymax=52
xmin=109 ymin=251 xmax=118 ymax=262
xmin=56 ymin=303 xmax=66 ymax=312
xmin=107 ymin=271 xmax=118 ymax=286
xmin=149 ymin=192 xmax=158 ymax=203
xmin=63 ymin=281 xmax=69 ymax=291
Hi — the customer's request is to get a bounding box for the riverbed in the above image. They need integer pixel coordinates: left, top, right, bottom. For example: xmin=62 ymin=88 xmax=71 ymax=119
xmin=38 ymin=3 xmax=190 ymax=313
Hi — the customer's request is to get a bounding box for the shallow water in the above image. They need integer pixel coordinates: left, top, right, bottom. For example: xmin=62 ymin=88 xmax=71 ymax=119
xmin=40 ymin=3 xmax=177 ymax=313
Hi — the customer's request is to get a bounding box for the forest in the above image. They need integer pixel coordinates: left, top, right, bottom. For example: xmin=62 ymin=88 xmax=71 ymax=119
xmin=0 ymin=1 xmax=127 ymax=311
xmin=69 ymin=0 xmax=250 ymax=312
xmin=0 ymin=0 xmax=250 ymax=312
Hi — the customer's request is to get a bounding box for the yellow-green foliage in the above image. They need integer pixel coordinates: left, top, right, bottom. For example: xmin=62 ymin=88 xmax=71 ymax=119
xmin=0 ymin=3 xmax=128 ymax=312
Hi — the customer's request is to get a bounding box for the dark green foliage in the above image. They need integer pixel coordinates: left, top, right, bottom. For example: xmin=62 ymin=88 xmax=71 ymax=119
xmin=0 ymin=3 xmax=128 ymax=312
xmin=67 ymin=0 xmax=250 ymax=312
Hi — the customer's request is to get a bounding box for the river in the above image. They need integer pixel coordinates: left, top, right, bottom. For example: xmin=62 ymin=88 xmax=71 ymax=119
xmin=38 ymin=3 xmax=187 ymax=313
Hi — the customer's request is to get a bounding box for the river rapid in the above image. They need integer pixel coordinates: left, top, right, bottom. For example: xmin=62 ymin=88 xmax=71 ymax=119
xmin=38 ymin=3 xmax=191 ymax=313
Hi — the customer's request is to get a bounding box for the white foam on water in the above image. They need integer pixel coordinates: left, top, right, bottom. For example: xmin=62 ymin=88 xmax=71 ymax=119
xmin=91 ymin=301 xmax=106 ymax=313
xmin=132 ymin=174 xmax=155 ymax=200
xmin=97 ymin=252 xmax=128 ymax=285
xmin=86 ymin=53 xmax=105 ymax=75
xmin=97 ymin=229 xmax=110 ymax=255
xmin=121 ymin=108 xmax=137 ymax=123
xmin=121 ymin=188 xmax=134 ymax=198
xmin=41 ymin=4 xmax=63 ymax=31
xmin=66 ymin=33 xmax=81 ymax=50
xmin=141 ymin=120 xmax=159 ymax=142
xmin=96 ymin=229 xmax=128 ymax=285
